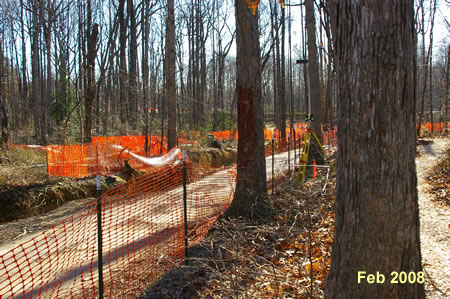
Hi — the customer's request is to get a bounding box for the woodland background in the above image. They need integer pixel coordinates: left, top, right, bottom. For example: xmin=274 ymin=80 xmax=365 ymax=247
xmin=0 ymin=0 xmax=447 ymax=147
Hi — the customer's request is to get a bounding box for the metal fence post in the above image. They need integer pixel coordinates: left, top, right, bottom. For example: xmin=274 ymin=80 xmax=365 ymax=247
xmin=182 ymin=151 xmax=189 ymax=265
xmin=97 ymin=194 xmax=104 ymax=298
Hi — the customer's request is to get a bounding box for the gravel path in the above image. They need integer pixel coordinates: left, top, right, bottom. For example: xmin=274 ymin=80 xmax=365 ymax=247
xmin=416 ymin=138 xmax=449 ymax=298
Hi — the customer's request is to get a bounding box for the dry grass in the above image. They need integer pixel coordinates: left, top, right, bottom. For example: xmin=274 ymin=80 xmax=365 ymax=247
xmin=0 ymin=147 xmax=97 ymax=223
xmin=0 ymin=147 xmax=54 ymax=187
xmin=144 ymin=172 xmax=336 ymax=298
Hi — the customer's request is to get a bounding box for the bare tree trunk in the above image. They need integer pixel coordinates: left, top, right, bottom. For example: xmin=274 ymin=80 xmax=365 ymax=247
xmin=0 ymin=41 xmax=8 ymax=149
xmin=166 ymin=0 xmax=177 ymax=150
xmin=288 ymin=2 xmax=294 ymax=125
xmin=118 ymin=0 xmax=128 ymax=135
xmin=43 ymin=0 xmax=54 ymax=145
xmin=417 ymin=1 xmax=427 ymax=136
xmin=31 ymin=1 xmax=41 ymax=140
xmin=326 ymin=1 xmax=424 ymax=297
xmin=447 ymin=44 xmax=449 ymax=134
xmin=280 ymin=4 xmax=286 ymax=138
xmin=224 ymin=0 xmax=269 ymax=220
xmin=19 ymin=0 xmax=29 ymax=129
xmin=143 ymin=0 xmax=150 ymax=154
xmin=323 ymin=6 xmax=334 ymax=129
xmin=84 ymin=22 xmax=99 ymax=143
xmin=428 ymin=0 xmax=437 ymax=133
xmin=127 ymin=0 xmax=138 ymax=130
xmin=304 ymin=0 xmax=325 ymax=168
xmin=305 ymin=0 xmax=322 ymax=139
xmin=270 ymin=2 xmax=279 ymax=130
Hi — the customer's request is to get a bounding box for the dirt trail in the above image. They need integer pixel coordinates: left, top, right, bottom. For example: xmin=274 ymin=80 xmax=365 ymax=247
xmin=416 ymin=138 xmax=449 ymax=297
xmin=0 ymin=150 xmax=298 ymax=297
xmin=0 ymin=142 xmax=446 ymax=296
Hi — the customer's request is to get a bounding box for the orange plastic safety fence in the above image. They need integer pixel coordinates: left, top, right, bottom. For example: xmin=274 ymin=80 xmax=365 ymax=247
xmin=0 ymin=148 xmax=237 ymax=298
xmin=209 ymin=130 xmax=238 ymax=141
xmin=47 ymin=136 xmax=168 ymax=178
xmin=417 ymin=122 xmax=449 ymax=133
xmin=92 ymin=135 xmax=168 ymax=157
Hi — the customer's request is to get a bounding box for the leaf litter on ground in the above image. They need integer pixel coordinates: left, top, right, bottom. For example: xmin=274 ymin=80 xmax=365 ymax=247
xmin=143 ymin=170 xmax=336 ymax=299
xmin=424 ymin=148 xmax=449 ymax=207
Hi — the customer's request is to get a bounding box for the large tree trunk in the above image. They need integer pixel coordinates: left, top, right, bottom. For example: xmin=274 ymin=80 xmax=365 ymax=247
xmin=326 ymin=1 xmax=424 ymax=298
xmin=305 ymin=0 xmax=324 ymax=165
xmin=305 ymin=0 xmax=321 ymax=138
xmin=84 ymin=23 xmax=99 ymax=143
xmin=224 ymin=0 xmax=269 ymax=220
xmin=166 ymin=0 xmax=176 ymax=150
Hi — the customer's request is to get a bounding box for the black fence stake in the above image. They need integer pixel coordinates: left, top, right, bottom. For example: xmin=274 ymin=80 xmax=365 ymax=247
xmin=182 ymin=151 xmax=189 ymax=265
xmin=96 ymin=196 xmax=104 ymax=299
xmin=95 ymin=144 xmax=103 ymax=299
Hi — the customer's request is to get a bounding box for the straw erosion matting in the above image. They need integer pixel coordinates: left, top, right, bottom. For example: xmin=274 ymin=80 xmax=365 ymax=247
xmin=181 ymin=146 xmax=237 ymax=166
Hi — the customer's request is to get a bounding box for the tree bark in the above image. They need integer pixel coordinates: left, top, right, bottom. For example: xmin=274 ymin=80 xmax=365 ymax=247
xmin=127 ymin=0 xmax=138 ymax=130
xmin=19 ymin=0 xmax=29 ymax=129
xmin=417 ymin=1 xmax=427 ymax=136
xmin=84 ymin=23 xmax=99 ymax=143
xmin=143 ymin=0 xmax=150 ymax=154
xmin=31 ymin=0 xmax=41 ymax=140
xmin=280 ymin=4 xmax=286 ymax=138
xmin=305 ymin=0 xmax=321 ymax=138
xmin=447 ymin=44 xmax=449 ymax=134
xmin=427 ymin=0 xmax=437 ymax=133
xmin=305 ymin=0 xmax=324 ymax=165
xmin=326 ymin=1 xmax=424 ymax=297
xmin=224 ymin=0 xmax=269 ymax=220
xmin=118 ymin=0 xmax=128 ymax=135
xmin=166 ymin=0 xmax=177 ymax=150
xmin=0 ymin=42 xmax=8 ymax=149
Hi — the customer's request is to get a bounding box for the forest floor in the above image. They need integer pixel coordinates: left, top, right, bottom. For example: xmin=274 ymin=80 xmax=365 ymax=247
xmin=145 ymin=137 xmax=449 ymax=298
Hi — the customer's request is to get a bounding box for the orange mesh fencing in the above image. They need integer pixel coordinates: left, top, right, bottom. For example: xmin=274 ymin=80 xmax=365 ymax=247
xmin=417 ymin=121 xmax=449 ymax=133
xmin=46 ymin=136 xmax=168 ymax=178
xmin=209 ymin=130 xmax=238 ymax=141
xmin=92 ymin=135 xmax=167 ymax=157
xmin=0 ymin=148 xmax=237 ymax=298
xmin=0 ymin=136 xmax=325 ymax=297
